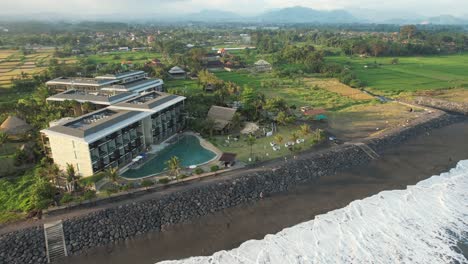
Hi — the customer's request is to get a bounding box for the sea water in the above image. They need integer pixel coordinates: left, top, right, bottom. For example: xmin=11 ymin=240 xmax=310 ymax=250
xmin=160 ymin=160 xmax=468 ymax=264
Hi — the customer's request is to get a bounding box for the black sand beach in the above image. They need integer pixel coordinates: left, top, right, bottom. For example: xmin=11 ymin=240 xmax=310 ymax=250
xmin=64 ymin=119 xmax=468 ymax=264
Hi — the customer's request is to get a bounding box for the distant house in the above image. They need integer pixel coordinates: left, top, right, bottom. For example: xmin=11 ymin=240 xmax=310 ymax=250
xmin=207 ymin=106 xmax=237 ymax=133
xmin=0 ymin=116 xmax=32 ymax=136
xmin=147 ymin=58 xmax=164 ymax=67
xmin=253 ymin=59 xmax=272 ymax=72
xmin=119 ymin=47 xmax=130 ymax=52
xmin=168 ymin=66 xmax=187 ymax=79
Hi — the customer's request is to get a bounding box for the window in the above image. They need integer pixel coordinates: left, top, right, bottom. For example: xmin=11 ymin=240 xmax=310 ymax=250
xmin=76 ymin=163 xmax=80 ymax=172
xmin=72 ymin=140 xmax=76 ymax=149
xmin=74 ymin=151 xmax=78 ymax=159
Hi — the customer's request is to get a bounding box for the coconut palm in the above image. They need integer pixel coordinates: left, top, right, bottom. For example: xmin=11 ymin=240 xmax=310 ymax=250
xmin=106 ymin=167 xmax=119 ymax=184
xmin=65 ymin=163 xmax=77 ymax=193
xmin=299 ymin=124 xmax=311 ymax=136
xmin=166 ymin=156 xmax=181 ymax=180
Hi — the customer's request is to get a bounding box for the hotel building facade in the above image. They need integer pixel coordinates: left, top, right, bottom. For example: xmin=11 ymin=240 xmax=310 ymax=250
xmin=41 ymin=91 xmax=186 ymax=177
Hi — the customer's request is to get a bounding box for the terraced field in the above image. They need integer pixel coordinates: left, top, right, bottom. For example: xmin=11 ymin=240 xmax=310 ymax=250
xmin=0 ymin=49 xmax=54 ymax=88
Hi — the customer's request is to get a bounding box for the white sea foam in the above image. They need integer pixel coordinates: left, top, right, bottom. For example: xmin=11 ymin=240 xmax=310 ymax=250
xmin=159 ymin=160 xmax=468 ymax=264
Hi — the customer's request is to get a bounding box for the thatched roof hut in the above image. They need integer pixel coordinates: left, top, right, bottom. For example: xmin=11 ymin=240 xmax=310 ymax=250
xmin=0 ymin=116 xmax=32 ymax=135
xmin=207 ymin=106 xmax=237 ymax=131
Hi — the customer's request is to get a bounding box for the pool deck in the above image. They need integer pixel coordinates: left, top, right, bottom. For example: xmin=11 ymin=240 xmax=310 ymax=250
xmin=119 ymin=131 xmax=223 ymax=180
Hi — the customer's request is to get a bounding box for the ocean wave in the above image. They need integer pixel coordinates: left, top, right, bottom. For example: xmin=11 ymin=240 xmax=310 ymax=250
xmin=159 ymin=160 xmax=468 ymax=264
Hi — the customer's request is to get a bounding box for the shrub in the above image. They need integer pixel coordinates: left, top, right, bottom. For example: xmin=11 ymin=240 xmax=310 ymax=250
xmin=105 ymin=188 xmax=117 ymax=197
xmin=158 ymin=177 xmax=170 ymax=184
xmin=210 ymin=165 xmax=219 ymax=172
xmin=82 ymin=190 xmax=96 ymax=200
xmin=177 ymin=174 xmax=188 ymax=180
xmin=79 ymin=172 xmax=106 ymax=186
xmin=142 ymin=179 xmax=155 ymax=187
xmin=194 ymin=168 xmax=204 ymax=175
xmin=60 ymin=193 xmax=74 ymax=204
xmin=120 ymin=183 xmax=132 ymax=191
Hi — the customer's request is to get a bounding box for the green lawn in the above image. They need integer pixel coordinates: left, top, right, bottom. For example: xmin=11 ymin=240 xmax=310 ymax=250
xmin=328 ymin=54 xmax=468 ymax=96
xmin=209 ymin=124 xmax=323 ymax=163
xmin=164 ymin=78 xmax=203 ymax=95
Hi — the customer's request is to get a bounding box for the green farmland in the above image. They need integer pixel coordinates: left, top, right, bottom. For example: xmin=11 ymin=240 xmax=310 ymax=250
xmin=328 ymin=53 xmax=468 ymax=96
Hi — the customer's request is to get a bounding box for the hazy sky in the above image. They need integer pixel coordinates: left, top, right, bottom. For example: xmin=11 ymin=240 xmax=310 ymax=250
xmin=0 ymin=0 xmax=467 ymax=17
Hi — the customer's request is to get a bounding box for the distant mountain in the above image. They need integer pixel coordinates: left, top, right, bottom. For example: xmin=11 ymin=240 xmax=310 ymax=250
xmin=184 ymin=9 xmax=243 ymax=22
xmin=258 ymin=6 xmax=358 ymax=23
xmin=422 ymin=15 xmax=468 ymax=25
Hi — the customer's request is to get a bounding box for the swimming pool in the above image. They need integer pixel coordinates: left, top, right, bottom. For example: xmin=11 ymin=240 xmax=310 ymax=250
xmin=122 ymin=135 xmax=217 ymax=179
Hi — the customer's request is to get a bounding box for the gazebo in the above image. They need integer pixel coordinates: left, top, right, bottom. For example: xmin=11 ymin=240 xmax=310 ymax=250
xmin=168 ymin=66 xmax=187 ymax=79
xmin=207 ymin=106 xmax=237 ymax=133
xmin=0 ymin=116 xmax=32 ymax=136
xmin=219 ymin=152 xmax=237 ymax=168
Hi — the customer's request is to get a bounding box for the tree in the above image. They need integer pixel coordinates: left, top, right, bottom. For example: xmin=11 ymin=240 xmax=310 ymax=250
xmin=0 ymin=131 xmax=8 ymax=147
xmin=290 ymin=132 xmax=299 ymax=143
xmin=246 ymin=134 xmax=256 ymax=161
xmin=166 ymin=156 xmax=181 ymax=180
xmin=276 ymin=111 xmax=287 ymax=125
xmin=274 ymin=135 xmax=283 ymax=145
xmin=400 ymin=25 xmax=417 ymax=40
xmin=30 ymin=176 xmax=55 ymax=210
xmin=299 ymin=124 xmax=311 ymax=136
xmin=65 ymin=163 xmax=77 ymax=193
xmin=106 ymin=167 xmax=119 ymax=184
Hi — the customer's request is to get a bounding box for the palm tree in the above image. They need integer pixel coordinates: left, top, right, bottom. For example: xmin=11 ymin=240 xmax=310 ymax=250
xmin=299 ymin=124 xmax=311 ymax=136
xmin=274 ymin=135 xmax=283 ymax=145
xmin=166 ymin=156 xmax=181 ymax=181
xmin=106 ymin=167 xmax=119 ymax=184
xmin=246 ymin=134 xmax=256 ymax=162
xmin=65 ymin=163 xmax=77 ymax=193
xmin=290 ymin=132 xmax=299 ymax=143
xmin=313 ymin=129 xmax=324 ymax=141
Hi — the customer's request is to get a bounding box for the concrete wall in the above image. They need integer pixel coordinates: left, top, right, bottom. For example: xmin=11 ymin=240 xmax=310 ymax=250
xmin=0 ymin=112 xmax=463 ymax=264
xmin=414 ymin=96 xmax=468 ymax=115
xmin=48 ymin=134 xmax=93 ymax=176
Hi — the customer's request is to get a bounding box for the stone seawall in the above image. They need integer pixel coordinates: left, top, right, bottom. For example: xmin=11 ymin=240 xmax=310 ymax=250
xmin=415 ymin=97 xmax=468 ymax=115
xmin=0 ymin=112 xmax=463 ymax=264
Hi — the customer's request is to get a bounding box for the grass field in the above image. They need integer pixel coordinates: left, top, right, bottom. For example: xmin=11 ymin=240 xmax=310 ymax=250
xmin=84 ymin=51 xmax=162 ymax=64
xmin=210 ymin=124 xmax=324 ymax=163
xmin=328 ymin=54 xmax=468 ymax=96
xmin=215 ymin=71 xmax=374 ymax=111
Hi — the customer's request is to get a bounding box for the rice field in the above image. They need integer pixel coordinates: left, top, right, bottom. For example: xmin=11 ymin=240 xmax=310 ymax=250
xmin=0 ymin=48 xmax=54 ymax=89
xmin=327 ymin=53 xmax=468 ymax=96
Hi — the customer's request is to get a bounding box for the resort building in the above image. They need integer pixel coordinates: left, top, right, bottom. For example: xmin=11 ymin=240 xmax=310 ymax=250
xmin=41 ymin=91 xmax=186 ymax=177
xmin=46 ymin=71 xmax=164 ymax=106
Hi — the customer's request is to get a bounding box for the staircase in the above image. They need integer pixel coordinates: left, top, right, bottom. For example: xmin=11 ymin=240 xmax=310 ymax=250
xmin=354 ymin=143 xmax=380 ymax=160
xmin=44 ymin=220 xmax=67 ymax=263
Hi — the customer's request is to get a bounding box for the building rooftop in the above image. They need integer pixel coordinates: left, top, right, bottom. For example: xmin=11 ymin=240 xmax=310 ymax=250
xmin=111 ymin=91 xmax=184 ymax=111
xmin=43 ymin=108 xmax=142 ymax=140
xmin=42 ymin=92 xmax=186 ymax=142
xmin=96 ymin=70 xmax=146 ymax=80
xmin=46 ymin=89 xmax=136 ymax=105
xmin=46 ymin=77 xmax=119 ymax=87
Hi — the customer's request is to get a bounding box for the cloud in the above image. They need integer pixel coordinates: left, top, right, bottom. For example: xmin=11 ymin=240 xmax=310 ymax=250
xmin=0 ymin=0 xmax=467 ymax=17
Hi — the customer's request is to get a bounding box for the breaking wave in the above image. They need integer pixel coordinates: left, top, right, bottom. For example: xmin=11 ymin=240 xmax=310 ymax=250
xmin=159 ymin=160 xmax=468 ymax=264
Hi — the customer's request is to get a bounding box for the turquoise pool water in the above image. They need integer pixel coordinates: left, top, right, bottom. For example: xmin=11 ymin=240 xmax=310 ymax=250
xmin=122 ymin=135 xmax=217 ymax=179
